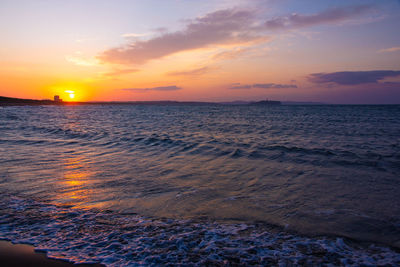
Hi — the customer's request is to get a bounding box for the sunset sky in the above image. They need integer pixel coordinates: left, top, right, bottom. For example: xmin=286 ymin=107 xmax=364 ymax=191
xmin=1 ymin=0 xmax=400 ymax=103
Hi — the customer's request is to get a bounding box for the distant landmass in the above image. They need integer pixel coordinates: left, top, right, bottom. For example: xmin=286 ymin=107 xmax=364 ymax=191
xmin=0 ymin=96 xmax=60 ymax=106
xmin=0 ymin=96 xmax=222 ymax=106
xmin=249 ymin=100 xmax=281 ymax=105
xmin=281 ymin=101 xmax=326 ymax=105
xmin=0 ymin=96 xmax=211 ymax=106
xmin=1 ymin=96 xmax=326 ymax=106
xmin=219 ymin=100 xmax=326 ymax=105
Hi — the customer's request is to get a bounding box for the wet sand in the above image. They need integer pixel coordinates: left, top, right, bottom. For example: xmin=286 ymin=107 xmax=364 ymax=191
xmin=0 ymin=241 xmax=104 ymax=267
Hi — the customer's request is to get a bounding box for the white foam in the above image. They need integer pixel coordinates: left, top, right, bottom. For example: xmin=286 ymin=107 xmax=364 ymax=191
xmin=0 ymin=196 xmax=399 ymax=266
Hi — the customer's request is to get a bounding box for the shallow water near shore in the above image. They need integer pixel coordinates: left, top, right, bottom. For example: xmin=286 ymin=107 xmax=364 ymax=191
xmin=1 ymin=104 xmax=400 ymax=265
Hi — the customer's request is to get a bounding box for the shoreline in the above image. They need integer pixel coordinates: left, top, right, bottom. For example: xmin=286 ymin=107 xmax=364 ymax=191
xmin=0 ymin=241 xmax=104 ymax=267
xmin=1 ymin=195 xmax=400 ymax=265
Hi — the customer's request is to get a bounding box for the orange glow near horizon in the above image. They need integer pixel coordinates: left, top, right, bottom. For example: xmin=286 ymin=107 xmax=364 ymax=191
xmin=65 ymin=90 xmax=75 ymax=100
xmin=1 ymin=1 xmax=399 ymax=104
xmin=49 ymin=82 xmax=90 ymax=102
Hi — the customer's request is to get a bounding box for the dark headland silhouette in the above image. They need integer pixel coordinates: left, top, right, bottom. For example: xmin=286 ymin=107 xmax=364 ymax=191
xmin=0 ymin=96 xmax=61 ymax=106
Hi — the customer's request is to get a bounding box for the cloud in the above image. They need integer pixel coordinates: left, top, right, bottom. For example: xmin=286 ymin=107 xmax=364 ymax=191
xmin=99 ymin=5 xmax=374 ymax=65
xmin=151 ymin=27 xmax=168 ymax=34
xmin=65 ymin=55 xmax=98 ymax=66
xmin=121 ymin=33 xmax=150 ymax=38
xmin=382 ymin=81 xmax=400 ymax=86
xmin=102 ymin=68 xmax=139 ymax=77
xmin=308 ymin=70 xmax=400 ymax=85
xmin=253 ymin=83 xmax=298 ymax=89
xmin=167 ymin=66 xmax=212 ymax=77
xmin=122 ymin=86 xmax=182 ymax=92
xmin=99 ymin=8 xmax=263 ymax=65
xmin=212 ymin=48 xmax=250 ymax=60
xmin=229 ymin=83 xmax=297 ymax=89
xmin=229 ymin=84 xmax=253 ymax=89
xmin=378 ymin=46 xmax=400 ymax=53
xmin=264 ymin=5 xmax=374 ymax=30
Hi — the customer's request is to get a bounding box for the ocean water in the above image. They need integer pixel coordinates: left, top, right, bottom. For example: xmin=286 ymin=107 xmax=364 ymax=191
xmin=0 ymin=104 xmax=399 ymax=265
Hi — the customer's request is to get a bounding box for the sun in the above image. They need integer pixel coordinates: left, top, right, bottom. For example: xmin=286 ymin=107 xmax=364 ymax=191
xmin=65 ymin=90 xmax=75 ymax=100
xmin=52 ymin=83 xmax=86 ymax=102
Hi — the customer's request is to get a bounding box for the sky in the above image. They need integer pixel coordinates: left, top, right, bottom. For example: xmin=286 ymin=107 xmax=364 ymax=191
xmin=0 ymin=0 xmax=400 ymax=103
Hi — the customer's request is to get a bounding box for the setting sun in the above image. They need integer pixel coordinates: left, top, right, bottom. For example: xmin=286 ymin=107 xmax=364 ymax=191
xmin=49 ymin=82 xmax=89 ymax=102
xmin=65 ymin=90 xmax=75 ymax=100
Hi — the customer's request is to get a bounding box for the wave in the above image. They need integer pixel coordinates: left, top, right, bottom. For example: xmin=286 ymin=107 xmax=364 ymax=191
xmin=2 ymin=125 xmax=398 ymax=172
xmin=1 ymin=104 xmax=399 ymax=260
xmin=0 ymin=196 xmax=399 ymax=266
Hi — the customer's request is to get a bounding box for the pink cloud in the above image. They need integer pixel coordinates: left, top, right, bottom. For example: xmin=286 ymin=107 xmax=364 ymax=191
xmin=99 ymin=9 xmax=261 ymax=65
xmin=122 ymin=86 xmax=182 ymax=92
xmin=264 ymin=5 xmax=374 ymax=30
xmin=308 ymin=70 xmax=400 ymax=85
xmin=167 ymin=66 xmax=213 ymax=77
xmin=229 ymin=83 xmax=297 ymax=89
xmin=99 ymin=5 xmax=375 ymax=65
xmin=212 ymin=48 xmax=250 ymax=60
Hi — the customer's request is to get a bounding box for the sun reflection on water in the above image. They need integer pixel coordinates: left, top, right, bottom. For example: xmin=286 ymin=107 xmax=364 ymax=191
xmin=57 ymin=156 xmax=96 ymax=209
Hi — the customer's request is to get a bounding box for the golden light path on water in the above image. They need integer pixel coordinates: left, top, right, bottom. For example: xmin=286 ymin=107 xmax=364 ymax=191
xmin=57 ymin=155 xmax=103 ymax=210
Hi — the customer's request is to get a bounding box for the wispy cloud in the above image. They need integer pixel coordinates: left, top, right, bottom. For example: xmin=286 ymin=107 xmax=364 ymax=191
xmin=229 ymin=83 xmax=297 ymax=89
xmin=65 ymin=55 xmax=98 ymax=66
xmin=230 ymin=84 xmax=253 ymax=89
xmin=212 ymin=48 xmax=250 ymax=60
xmin=378 ymin=46 xmax=400 ymax=53
xmin=99 ymin=5 xmax=375 ymax=65
xmin=121 ymin=33 xmax=150 ymax=38
xmin=166 ymin=66 xmax=213 ymax=77
xmin=99 ymin=8 xmax=263 ymax=65
xmin=264 ymin=5 xmax=374 ymax=30
xmin=102 ymin=68 xmax=139 ymax=77
xmin=308 ymin=70 xmax=400 ymax=85
xmin=122 ymin=86 xmax=182 ymax=92
xmin=253 ymin=83 xmax=298 ymax=89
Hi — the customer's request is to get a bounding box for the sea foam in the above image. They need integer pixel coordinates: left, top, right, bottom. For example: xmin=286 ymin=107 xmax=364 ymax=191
xmin=1 ymin=196 xmax=399 ymax=266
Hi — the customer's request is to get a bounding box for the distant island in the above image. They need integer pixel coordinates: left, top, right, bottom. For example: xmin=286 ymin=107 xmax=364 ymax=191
xmin=249 ymin=100 xmax=281 ymax=105
xmin=1 ymin=96 xmax=326 ymax=106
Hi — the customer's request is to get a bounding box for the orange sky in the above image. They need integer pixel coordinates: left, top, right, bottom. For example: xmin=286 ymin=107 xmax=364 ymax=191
xmin=1 ymin=0 xmax=399 ymax=103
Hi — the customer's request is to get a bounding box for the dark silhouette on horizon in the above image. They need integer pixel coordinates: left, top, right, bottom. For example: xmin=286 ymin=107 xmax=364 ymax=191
xmin=0 ymin=96 xmax=287 ymax=106
xmin=0 ymin=96 xmax=63 ymax=106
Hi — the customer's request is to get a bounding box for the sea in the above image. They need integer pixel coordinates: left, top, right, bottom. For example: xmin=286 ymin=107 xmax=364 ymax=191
xmin=0 ymin=104 xmax=399 ymax=266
